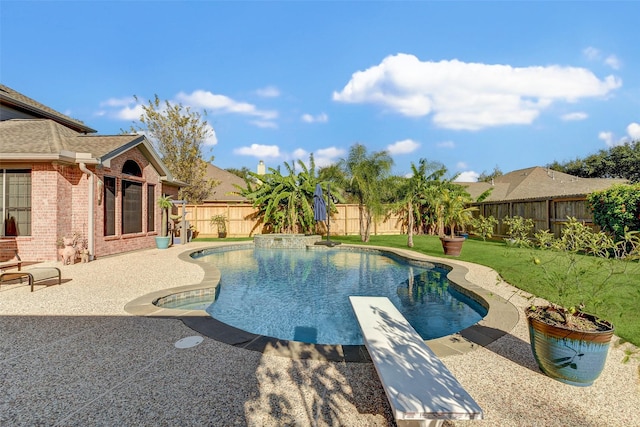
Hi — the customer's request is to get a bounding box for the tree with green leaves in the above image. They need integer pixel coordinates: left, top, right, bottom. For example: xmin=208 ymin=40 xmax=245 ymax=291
xmin=129 ymin=95 xmax=217 ymax=203
xmin=226 ymin=166 xmax=253 ymax=181
xmin=549 ymin=140 xmax=640 ymax=183
xmin=235 ymin=154 xmax=328 ymax=234
xmin=390 ymin=159 xmax=444 ymax=247
xmin=339 ymin=144 xmax=393 ymax=242
xmin=478 ymin=165 xmax=503 ymax=183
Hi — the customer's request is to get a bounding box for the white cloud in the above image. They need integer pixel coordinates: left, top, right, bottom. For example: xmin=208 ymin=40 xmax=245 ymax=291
xmin=583 ymin=46 xmax=601 ymax=61
xmin=605 ymin=55 xmax=621 ymax=70
xmin=333 ymin=53 xmax=621 ymax=131
xmin=455 ymin=171 xmax=479 ymax=182
xmin=203 ymin=123 xmax=218 ymax=146
xmin=599 ymin=131 xmax=615 ymax=147
xmin=255 ymin=86 xmax=280 ymax=98
xmin=437 ymin=140 xmax=455 ymax=149
xmin=101 ymin=97 xmax=136 ymax=107
xmin=233 ymin=144 xmax=281 ymax=158
xmin=561 ymin=112 xmax=588 ymax=121
xmin=387 ymin=139 xmax=420 ymax=154
xmin=301 ymin=113 xmax=329 ymax=123
xmin=116 ymin=104 xmax=145 ymax=121
xmin=598 ymin=122 xmax=640 ymax=147
xmin=456 ymin=161 xmax=468 ymax=169
xmin=97 ymin=96 xmax=144 ymax=120
xmin=627 ymin=122 xmax=640 ymax=140
xmin=314 ymin=146 xmax=345 ymax=167
xmin=584 ymin=47 xmax=621 ymax=70
xmin=176 ymin=90 xmax=278 ymax=120
xmin=250 ymin=120 xmax=278 ymax=129
xmin=291 ymin=146 xmax=345 ymax=168
xmin=291 ymin=148 xmax=308 ymax=160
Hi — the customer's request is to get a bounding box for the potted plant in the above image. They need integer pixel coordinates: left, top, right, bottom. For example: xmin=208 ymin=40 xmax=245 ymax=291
xmin=521 ymin=217 xmax=639 ymax=386
xmin=438 ymin=188 xmax=477 ymax=256
xmin=210 ymin=214 xmax=228 ymax=238
xmin=156 ymin=195 xmax=173 ymax=249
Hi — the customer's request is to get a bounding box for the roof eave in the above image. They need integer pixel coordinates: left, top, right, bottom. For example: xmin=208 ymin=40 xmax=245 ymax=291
xmin=0 ymin=152 xmax=80 ymax=164
xmin=0 ymin=96 xmax=97 ymax=134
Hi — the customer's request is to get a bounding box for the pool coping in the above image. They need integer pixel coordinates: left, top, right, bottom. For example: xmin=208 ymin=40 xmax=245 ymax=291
xmin=124 ymin=242 xmax=519 ymax=362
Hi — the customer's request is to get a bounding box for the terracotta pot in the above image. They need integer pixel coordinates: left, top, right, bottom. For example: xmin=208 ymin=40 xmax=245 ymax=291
xmin=526 ymin=306 xmax=614 ymax=387
xmin=439 ymin=236 xmax=465 ymax=256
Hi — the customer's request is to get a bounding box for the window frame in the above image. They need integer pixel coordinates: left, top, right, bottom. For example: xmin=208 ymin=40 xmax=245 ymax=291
xmin=121 ymin=179 xmax=143 ymax=235
xmin=104 ymin=176 xmax=117 ymax=237
xmin=1 ymin=169 xmax=32 ymax=237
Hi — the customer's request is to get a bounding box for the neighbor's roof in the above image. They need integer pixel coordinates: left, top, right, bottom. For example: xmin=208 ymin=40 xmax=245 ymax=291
xmin=204 ymin=163 xmax=247 ymax=202
xmin=463 ymin=166 xmax=627 ymax=202
xmin=0 ymin=84 xmax=96 ymax=134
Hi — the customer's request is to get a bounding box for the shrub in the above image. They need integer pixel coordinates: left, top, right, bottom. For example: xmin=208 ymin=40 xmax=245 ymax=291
xmin=502 ymin=215 xmax=534 ymax=247
xmin=588 ymin=183 xmax=640 ymax=240
xmin=469 ymin=215 xmax=498 ymax=241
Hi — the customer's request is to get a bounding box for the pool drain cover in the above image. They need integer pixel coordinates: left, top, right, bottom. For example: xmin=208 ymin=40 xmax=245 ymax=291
xmin=175 ymin=336 xmax=204 ymax=349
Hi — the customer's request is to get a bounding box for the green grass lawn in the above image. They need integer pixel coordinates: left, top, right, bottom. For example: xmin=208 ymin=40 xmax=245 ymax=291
xmin=331 ymin=234 xmax=640 ymax=347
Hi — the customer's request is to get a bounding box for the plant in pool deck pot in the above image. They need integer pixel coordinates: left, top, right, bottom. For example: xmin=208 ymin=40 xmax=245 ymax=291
xmin=156 ymin=195 xmax=173 ymax=249
xmin=523 ymin=217 xmax=639 ymax=387
xmin=438 ymin=188 xmax=478 ymax=256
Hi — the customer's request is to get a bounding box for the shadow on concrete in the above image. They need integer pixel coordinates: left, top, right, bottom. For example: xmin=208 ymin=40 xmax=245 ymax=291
xmin=0 ymin=314 xmax=393 ymax=426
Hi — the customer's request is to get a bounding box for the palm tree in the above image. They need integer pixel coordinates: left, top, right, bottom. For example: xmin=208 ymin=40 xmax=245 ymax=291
xmin=439 ymin=187 xmax=478 ymax=238
xmin=157 ymin=195 xmax=174 ymax=237
xmin=390 ymin=159 xmax=439 ymax=247
xmin=339 ymin=144 xmax=393 ymax=242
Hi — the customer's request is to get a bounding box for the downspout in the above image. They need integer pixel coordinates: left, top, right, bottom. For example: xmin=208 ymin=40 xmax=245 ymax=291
xmin=78 ymin=163 xmax=95 ymax=260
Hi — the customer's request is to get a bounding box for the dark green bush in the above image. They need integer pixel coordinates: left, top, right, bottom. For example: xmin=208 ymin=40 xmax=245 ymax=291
xmin=588 ymin=184 xmax=640 ymax=240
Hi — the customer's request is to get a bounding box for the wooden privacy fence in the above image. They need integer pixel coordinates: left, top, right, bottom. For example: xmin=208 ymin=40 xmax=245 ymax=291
xmin=476 ymin=197 xmax=598 ymax=237
xmin=185 ymin=197 xmax=598 ymax=239
xmin=184 ymin=202 xmax=404 ymax=237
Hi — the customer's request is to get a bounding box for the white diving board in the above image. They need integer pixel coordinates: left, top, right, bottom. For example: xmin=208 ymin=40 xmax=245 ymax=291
xmin=349 ymin=296 xmax=483 ymax=427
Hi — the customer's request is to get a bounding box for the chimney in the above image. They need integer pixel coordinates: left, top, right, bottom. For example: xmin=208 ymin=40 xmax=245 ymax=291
xmin=257 ymin=160 xmax=265 ymax=175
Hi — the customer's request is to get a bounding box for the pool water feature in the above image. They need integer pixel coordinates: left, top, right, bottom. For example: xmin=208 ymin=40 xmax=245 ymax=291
xmin=189 ymin=247 xmax=487 ymax=346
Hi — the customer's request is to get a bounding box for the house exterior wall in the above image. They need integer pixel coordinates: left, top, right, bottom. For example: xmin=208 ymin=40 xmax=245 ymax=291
xmin=93 ymin=147 xmax=162 ymax=259
xmin=1 ymin=147 xmax=171 ymax=262
xmin=1 ymin=163 xmax=77 ymax=261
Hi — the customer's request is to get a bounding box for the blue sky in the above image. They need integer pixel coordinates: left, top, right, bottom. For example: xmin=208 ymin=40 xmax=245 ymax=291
xmin=2 ymin=1 xmax=639 ymax=181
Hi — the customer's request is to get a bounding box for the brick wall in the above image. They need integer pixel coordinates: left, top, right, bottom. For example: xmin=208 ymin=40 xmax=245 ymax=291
xmin=93 ymin=148 xmax=162 ymax=259
xmin=5 ymin=147 xmax=172 ymax=262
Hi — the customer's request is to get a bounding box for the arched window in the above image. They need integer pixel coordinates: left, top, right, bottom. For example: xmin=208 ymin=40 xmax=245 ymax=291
xmin=122 ymin=160 xmax=142 ymax=177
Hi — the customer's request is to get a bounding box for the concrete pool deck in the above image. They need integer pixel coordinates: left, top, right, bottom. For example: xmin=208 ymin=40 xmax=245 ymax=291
xmin=1 ymin=241 xmax=639 ymax=426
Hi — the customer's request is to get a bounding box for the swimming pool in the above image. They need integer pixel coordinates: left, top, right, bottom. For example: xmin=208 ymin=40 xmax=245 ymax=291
xmin=184 ymin=246 xmax=487 ymax=346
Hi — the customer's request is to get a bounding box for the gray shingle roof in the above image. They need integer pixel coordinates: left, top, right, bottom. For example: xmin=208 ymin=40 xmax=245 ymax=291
xmin=0 ymin=119 xmax=142 ymax=159
xmin=204 ymin=163 xmax=248 ymax=201
xmin=463 ymin=166 xmax=626 ymax=202
xmin=0 ymin=84 xmax=96 ymax=133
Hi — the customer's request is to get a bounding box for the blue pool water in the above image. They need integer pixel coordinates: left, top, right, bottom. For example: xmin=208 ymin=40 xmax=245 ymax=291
xmin=193 ymin=247 xmax=487 ymax=345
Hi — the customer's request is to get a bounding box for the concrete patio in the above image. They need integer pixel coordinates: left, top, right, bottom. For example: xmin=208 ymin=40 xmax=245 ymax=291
xmin=1 ymin=242 xmax=638 ymax=426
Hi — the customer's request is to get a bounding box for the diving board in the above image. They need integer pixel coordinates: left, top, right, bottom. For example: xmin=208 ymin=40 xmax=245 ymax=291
xmin=349 ymin=296 xmax=483 ymax=427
